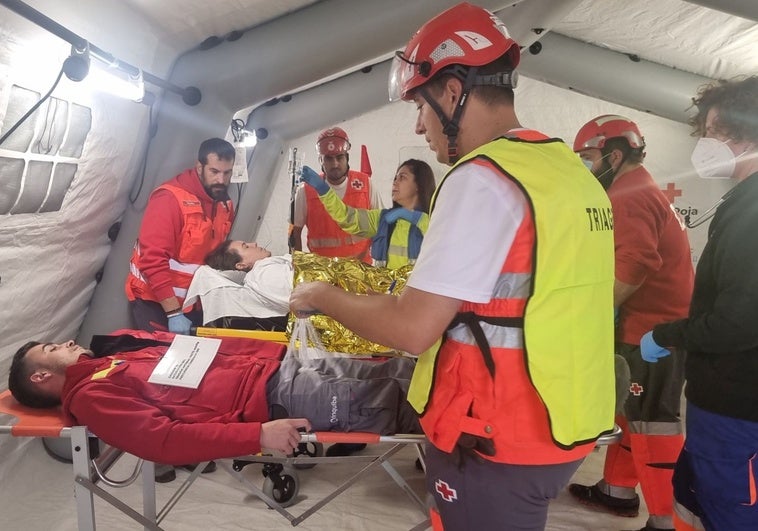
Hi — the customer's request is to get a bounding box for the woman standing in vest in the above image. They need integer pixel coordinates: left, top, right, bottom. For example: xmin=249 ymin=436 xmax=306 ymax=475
xmin=299 ymin=159 xmax=436 ymax=269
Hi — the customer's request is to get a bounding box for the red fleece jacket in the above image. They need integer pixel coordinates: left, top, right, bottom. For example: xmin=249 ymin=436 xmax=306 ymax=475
xmin=61 ymin=334 xmax=282 ymax=464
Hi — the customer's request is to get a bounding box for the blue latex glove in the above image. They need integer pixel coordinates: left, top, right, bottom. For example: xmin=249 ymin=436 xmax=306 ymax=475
xmin=640 ymin=331 xmax=671 ymax=363
xmin=384 ymin=207 xmax=422 ymax=225
xmin=300 ymin=166 xmax=329 ymax=195
xmin=168 ymin=312 xmax=193 ymax=335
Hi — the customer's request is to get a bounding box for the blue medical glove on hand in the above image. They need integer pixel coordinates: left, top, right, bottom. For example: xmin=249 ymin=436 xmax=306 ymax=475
xmin=300 ymin=166 xmax=329 ymax=195
xmin=168 ymin=312 xmax=193 ymax=335
xmin=384 ymin=208 xmax=422 ymax=225
xmin=640 ymin=331 xmax=671 ymax=363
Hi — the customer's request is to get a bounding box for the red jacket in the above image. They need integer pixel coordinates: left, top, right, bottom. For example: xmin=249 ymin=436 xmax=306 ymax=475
xmin=61 ymin=332 xmax=283 ymax=464
xmin=610 ymin=166 xmax=693 ymax=344
xmin=125 ymin=168 xmax=234 ymax=303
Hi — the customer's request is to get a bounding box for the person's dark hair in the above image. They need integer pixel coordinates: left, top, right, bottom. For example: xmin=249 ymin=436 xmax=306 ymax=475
xmin=205 ymin=240 xmax=241 ymax=271
xmin=600 ymin=137 xmax=645 ymax=165
xmin=393 ymin=159 xmax=436 ymax=213
xmin=8 ymin=341 xmax=61 ymax=409
xmin=198 ymin=138 xmax=236 ymax=165
xmin=423 ymin=55 xmax=516 ymax=107
xmin=689 ymin=76 xmax=758 ymax=142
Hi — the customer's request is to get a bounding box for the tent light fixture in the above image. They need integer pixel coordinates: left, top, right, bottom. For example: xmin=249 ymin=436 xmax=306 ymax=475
xmin=241 ymin=130 xmax=257 ymax=148
xmin=1 ymin=0 xmax=202 ymax=106
xmin=62 ymin=42 xmax=146 ymax=102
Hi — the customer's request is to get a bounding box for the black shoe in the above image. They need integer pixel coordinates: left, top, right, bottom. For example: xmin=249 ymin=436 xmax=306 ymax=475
xmin=567 ymin=483 xmax=640 ymax=518
xmin=325 ymin=443 xmax=367 ymax=457
xmin=154 ymin=465 xmax=177 ymax=483
xmin=180 ymin=461 xmax=217 ymax=474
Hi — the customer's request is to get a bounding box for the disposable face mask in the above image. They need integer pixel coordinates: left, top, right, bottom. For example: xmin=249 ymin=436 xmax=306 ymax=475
xmin=581 ymin=158 xmax=594 ymax=172
xmin=690 ymin=137 xmax=737 ymax=179
xmin=593 ymin=152 xmax=617 ymax=190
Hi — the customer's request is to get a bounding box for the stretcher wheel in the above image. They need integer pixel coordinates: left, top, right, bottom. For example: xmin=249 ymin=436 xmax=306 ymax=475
xmin=293 ymin=442 xmax=324 ymax=469
xmin=262 ymin=466 xmax=299 ymax=507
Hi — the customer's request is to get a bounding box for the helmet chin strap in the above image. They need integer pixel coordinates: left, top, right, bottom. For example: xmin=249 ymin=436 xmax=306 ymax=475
xmin=595 ymin=151 xmax=626 ymax=190
xmin=418 ymin=66 xmax=479 ymax=164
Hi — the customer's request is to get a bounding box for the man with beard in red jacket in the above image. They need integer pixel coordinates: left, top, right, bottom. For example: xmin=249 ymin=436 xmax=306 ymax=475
xmin=125 ymin=138 xmax=236 ymax=336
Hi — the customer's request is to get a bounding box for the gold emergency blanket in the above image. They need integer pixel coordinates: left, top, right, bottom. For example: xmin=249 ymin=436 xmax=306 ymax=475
xmin=288 ymin=252 xmax=413 ymax=354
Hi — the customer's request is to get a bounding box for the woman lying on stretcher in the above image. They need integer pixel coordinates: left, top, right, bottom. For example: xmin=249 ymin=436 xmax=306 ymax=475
xmin=8 ymin=329 xmax=420 ymax=463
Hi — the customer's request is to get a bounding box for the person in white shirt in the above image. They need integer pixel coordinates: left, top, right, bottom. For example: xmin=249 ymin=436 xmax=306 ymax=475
xmin=291 ymin=127 xmax=383 ymax=261
xmin=193 ymin=240 xmax=292 ymax=319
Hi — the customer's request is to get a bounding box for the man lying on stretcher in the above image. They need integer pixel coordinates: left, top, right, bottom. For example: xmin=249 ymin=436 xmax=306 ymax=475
xmin=7 ymin=329 xmax=420 ymax=463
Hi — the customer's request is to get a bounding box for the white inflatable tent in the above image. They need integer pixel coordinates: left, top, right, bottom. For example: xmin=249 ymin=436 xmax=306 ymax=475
xmin=0 ymin=0 xmax=756 ymax=528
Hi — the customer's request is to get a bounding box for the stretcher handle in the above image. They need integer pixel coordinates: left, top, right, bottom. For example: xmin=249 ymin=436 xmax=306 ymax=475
xmin=299 ymin=432 xmax=427 ymax=444
xmin=301 ymin=432 xmax=381 ymax=444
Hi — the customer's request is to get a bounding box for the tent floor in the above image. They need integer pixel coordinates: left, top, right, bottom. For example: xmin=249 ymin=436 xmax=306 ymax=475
xmin=0 ymin=437 xmax=651 ymax=530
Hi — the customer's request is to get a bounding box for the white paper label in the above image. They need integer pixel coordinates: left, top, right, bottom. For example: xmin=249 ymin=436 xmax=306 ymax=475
xmin=147 ymin=335 xmax=221 ymax=388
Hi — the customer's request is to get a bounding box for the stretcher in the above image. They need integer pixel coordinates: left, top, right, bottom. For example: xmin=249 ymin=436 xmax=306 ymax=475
xmin=0 ymin=328 xmax=623 ymax=530
xmin=0 ymin=387 xmax=431 ymax=530
xmin=0 ymin=329 xmax=432 ymax=530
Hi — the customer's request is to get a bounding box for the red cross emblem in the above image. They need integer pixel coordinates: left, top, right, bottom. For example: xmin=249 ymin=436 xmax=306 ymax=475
xmin=351 ymin=178 xmax=364 ymax=191
xmin=629 ymin=382 xmax=644 ymax=396
xmin=661 ymin=183 xmax=682 ymax=204
xmin=435 ymin=479 xmax=458 ymax=502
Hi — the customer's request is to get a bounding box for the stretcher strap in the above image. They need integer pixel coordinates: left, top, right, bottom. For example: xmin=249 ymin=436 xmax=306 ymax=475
xmin=0 ymin=390 xmax=68 ymax=437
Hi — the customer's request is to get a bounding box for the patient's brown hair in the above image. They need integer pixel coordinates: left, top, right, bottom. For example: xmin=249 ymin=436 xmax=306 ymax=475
xmin=205 ymin=240 xmax=240 ymax=271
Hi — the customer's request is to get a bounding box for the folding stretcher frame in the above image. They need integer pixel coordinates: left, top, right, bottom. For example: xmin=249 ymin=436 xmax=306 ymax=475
xmin=0 ymin=329 xmax=433 ymax=530
xmin=0 ymin=388 xmax=432 ymax=530
xmin=0 ymin=388 xmax=162 ymax=530
xmin=0 ymin=327 xmax=623 ymax=530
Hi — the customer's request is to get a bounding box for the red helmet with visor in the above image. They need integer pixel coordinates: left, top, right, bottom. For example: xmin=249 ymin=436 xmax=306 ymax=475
xmin=316 ymin=127 xmax=351 ymax=156
xmin=388 ymin=2 xmax=520 ymax=102
xmin=573 ymin=115 xmax=645 ymax=152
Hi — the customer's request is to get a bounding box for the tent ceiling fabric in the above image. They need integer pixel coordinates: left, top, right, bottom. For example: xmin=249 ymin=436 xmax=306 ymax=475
xmin=556 ymin=0 xmax=758 ymax=81
xmin=121 ymin=0 xmax=321 ymax=56
xmin=108 ymin=0 xmax=758 ymax=88
xmin=15 ymin=0 xmax=758 ymax=101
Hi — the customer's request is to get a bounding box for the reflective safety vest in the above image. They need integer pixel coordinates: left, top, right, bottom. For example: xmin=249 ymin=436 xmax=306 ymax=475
xmin=304 ymin=170 xmax=372 ymax=262
xmin=370 ymin=212 xmax=428 ymax=269
xmin=125 ymin=184 xmax=233 ymax=303
xmin=408 ymin=133 xmax=616 ymax=464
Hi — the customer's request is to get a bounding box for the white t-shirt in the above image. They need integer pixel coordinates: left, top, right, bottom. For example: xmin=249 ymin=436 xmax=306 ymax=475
xmin=407 ymin=163 xmax=526 ymax=303
xmin=293 ymin=173 xmax=384 ymax=227
xmin=243 ymin=254 xmax=293 ymax=314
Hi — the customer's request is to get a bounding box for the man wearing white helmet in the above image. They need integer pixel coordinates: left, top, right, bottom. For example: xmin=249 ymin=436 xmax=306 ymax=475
xmin=570 ymin=115 xmax=694 ymax=531
xmin=291 ymin=127 xmax=383 ymax=262
xmin=291 ymin=3 xmax=617 ymax=529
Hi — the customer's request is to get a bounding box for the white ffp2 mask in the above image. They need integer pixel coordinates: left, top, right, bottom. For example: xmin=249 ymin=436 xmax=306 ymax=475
xmin=690 ymin=137 xmax=737 ymax=179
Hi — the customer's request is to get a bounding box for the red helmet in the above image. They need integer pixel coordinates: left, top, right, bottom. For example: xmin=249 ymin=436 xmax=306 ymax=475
xmin=573 ymin=115 xmax=645 ymax=152
xmin=388 ymin=2 xmax=520 ymax=102
xmin=316 ymin=127 xmax=351 ymax=156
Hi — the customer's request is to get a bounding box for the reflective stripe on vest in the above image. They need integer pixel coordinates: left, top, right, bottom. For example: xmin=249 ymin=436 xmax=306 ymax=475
xmin=305 ymin=170 xmax=372 ymax=259
xmin=408 ymin=133 xmax=616 ymax=454
xmin=168 ymin=259 xmax=201 ymax=275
